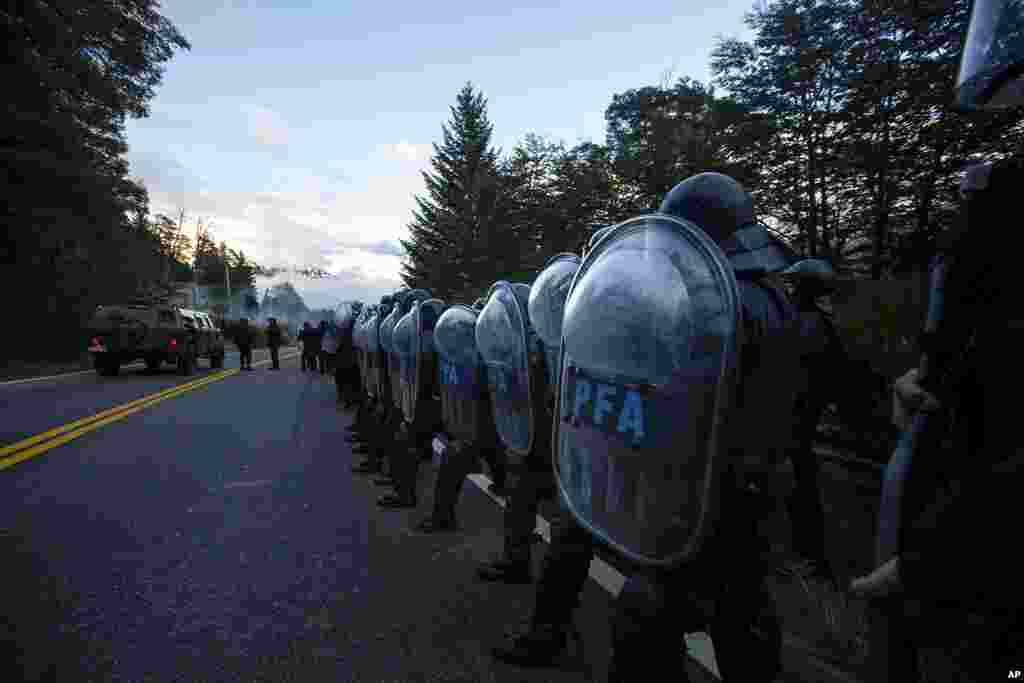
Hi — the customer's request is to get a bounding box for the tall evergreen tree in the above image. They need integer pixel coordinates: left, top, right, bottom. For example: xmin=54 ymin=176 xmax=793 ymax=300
xmin=399 ymin=82 xmax=518 ymax=299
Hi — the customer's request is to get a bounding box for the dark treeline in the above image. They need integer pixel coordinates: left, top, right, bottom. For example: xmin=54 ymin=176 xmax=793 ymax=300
xmin=2 ymin=1 xmax=194 ymax=361
xmin=402 ymin=0 xmax=1024 ymax=304
xmin=0 ymin=2 xmax=317 ymax=362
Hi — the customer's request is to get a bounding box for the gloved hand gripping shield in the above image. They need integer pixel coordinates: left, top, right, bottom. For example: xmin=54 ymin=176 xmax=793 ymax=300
xmin=475 ymin=281 xmax=537 ymax=466
xmin=554 ymin=214 xmax=745 ymax=568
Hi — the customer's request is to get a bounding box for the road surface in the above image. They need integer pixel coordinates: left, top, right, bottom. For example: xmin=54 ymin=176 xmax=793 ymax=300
xmin=0 ymin=349 xmax=722 ymax=682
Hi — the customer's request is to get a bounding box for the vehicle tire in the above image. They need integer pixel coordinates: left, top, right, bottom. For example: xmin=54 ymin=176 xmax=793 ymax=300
xmin=179 ymin=351 xmax=194 ymax=376
xmin=211 ymin=353 xmax=224 ymax=369
xmin=97 ymin=356 xmax=120 ymax=377
xmin=145 ymin=355 xmax=162 ymax=373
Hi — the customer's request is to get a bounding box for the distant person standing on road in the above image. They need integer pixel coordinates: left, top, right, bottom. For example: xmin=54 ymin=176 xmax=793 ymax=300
xmin=318 ymin=320 xmax=334 ymax=376
xmin=266 ymin=318 xmax=283 ymax=370
xmin=299 ymin=322 xmax=320 ymax=372
xmin=234 ymin=318 xmax=254 ymax=371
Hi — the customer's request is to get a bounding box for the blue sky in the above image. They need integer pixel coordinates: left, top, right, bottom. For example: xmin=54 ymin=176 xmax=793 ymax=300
xmin=125 ymin=0 xmax=758 ymax=310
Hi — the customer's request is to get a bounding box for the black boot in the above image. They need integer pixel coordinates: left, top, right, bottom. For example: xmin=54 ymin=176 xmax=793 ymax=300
xmin=414 ymin=517 xmax=458 ymax=533
xmin=377 ymin=493 xmax=416 ymax=508
xmin=475 ymin=558 xmax=531 ymax=584
xmin=491 ymin=621 xmax=570 ymax=666
xmin=351 ymin=461 xmax=378 ymax=474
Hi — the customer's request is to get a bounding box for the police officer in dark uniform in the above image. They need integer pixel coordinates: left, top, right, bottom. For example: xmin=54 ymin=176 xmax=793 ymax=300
xmin=266 ymin=317 xmax=283 ymax=370
xmin=490 ymin=252 xmax=591 ymax=665
xmin=234 ymin=317 xmax=254 ymax=371
xmin=415 ymin=300 xmax=500 ymax=532
xmin=333 ymin=304 xmax=355 ymax=401
xmin=777 ymin=258 xmax=844 ymax=587
xmin=379 ymin=296 xmax=446 ymax=509
xmin=542 ymin=173 xmax=806 ymax=682
xmin=494 ymin=190 xmax=805 ymax=676
xmin=473 ymin=281 xmax=557 ymax=585
xmin=348 ymin=306 xmax=378 ymax=464
xmin=472 ymin=295 xmax=509 ymax=497
xmin=299 ymin=322 xmax=318 ymax=372
xmin=849 ymin=5 xmax=1024 ymax=678
xmin=355 ymin=296 xmax=395 ymax=478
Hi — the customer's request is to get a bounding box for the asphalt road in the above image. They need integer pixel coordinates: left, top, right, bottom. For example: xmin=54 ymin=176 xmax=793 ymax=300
xmin=0 ymin=350 xmax=719 ymax=682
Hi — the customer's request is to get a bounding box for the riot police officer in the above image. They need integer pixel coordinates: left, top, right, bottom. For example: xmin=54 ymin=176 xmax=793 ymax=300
xmin=849 ymin=5 xmax=1024 ymax=678
xmin=352 ymin=296 xmax=396 ymax=478
xmin=368 ymin=290 xmax=431 ymax=493
xmin=491 ymin=252 xmax=594 ymax=665
xmin=777 ymin=258 xmax=844 ymax=587
xmin=415 ymin=300 xmax=502 ymax=532
xmin=547 ymin=172 xmax=807 ymax=682
xmin=348 ymin=306 xmax=379 ymax=468
xmin=471 ymin=297 xmax=509 ymax=497
xmin=378 ymin=295 xmax=446 ymax=509
xmin=474 ymin=280 xmax=559 ymax=585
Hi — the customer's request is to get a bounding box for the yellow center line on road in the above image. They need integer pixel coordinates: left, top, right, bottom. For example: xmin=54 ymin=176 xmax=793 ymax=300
xmin=0 ymin=369 xmax=239 ymax=471
xmin=0 ymin=371 xmax=230 ymax=459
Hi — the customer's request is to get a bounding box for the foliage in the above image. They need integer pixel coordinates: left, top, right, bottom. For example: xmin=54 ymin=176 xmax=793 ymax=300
xmin=2 ymin=0 xmax=190 ymax=360
xmin=399 ymin=83 xmax=523 ymax=299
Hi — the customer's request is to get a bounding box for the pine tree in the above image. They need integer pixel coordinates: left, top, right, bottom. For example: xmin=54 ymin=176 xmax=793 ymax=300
xmin=400 ymin=82 xmax=518 ymax=300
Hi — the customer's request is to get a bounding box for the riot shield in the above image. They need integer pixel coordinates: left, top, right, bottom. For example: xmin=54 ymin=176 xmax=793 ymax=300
xmin=365 ymin=310 xmax=380 ymax=399
xmin=476 ymin=281 xmax=535 ymax=462
xmin=528 ymin=253 xmax=581 ymax=391
xmin=393 ymin=306 xmax=416 ymax=423
xmin=434 ymin=305 xmax=486 ymax=443
xmin=408 ymin=298 xmax=445 ymax=424
xmin=381 ymin=305 xmax=404 ymax=411
xmin=354 ymin=312 xmax=367 ymax=394
xmin=554 ymin=214 xmax=744 ymax=568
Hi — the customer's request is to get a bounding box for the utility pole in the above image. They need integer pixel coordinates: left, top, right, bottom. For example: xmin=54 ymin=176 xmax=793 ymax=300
xmin=193 ymin=217 xmax=203 ymax=309
xmin=222 ymin=242 xmax=231 ymax=319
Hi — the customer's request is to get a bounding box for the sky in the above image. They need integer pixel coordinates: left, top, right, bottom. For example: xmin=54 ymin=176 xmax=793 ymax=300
xmin=125 ymin=0 xmax=759 ymax=311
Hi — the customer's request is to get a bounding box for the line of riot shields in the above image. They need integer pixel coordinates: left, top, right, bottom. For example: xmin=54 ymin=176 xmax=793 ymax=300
xmin=337 ymin=181 xmax=850 ymax=679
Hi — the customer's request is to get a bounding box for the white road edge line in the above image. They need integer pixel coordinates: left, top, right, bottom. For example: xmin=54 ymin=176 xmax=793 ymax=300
xmin=465 ymin=473 xmax=723 ymax=679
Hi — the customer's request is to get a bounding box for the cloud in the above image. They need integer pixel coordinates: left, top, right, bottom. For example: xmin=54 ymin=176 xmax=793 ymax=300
xmin=127 ymin=141 xmax=420 ymax=308
xmin=386 ymin=140 xmax=432 ymax=164
xmin=241 ymin=104 xmax=290 ymax=147
xmin=362 ymin=240 xmax=405 ymax=257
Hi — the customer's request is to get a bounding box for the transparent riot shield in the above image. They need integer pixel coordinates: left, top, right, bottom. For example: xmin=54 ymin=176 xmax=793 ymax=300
xmin=435 ymin=305 xmax=486 ymax=443
xmin=476 ymin=282 xmax=534 ymax=463
xmin=554 ymin=214 xmax=743 ymax=568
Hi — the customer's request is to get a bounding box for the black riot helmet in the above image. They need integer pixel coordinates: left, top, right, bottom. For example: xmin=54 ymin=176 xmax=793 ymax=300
xmin=781 ymin=258 xmax=837 ymax=306
xmin=660 ymin=172 xmax=795 ymax=275
xmin=957 ymin=0 xmax=1024 ymax=110
xmin=659 ymin=173 xmax=755 ymax=246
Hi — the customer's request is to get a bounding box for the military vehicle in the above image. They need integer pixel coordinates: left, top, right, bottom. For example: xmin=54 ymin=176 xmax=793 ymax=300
xmin=86 ymin=300 xmax=226 ymax=377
